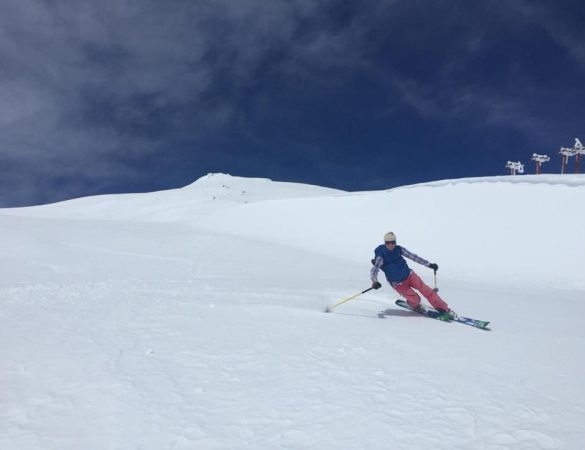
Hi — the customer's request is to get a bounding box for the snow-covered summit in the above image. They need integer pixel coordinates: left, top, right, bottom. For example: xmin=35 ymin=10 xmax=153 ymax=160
xmin=182 ymin=172 xmax=344 ymax=202
xmin=5 ymin=172 xmax=345 ymax=221
xmin=187 ymin=172 xmax=340 ymax=192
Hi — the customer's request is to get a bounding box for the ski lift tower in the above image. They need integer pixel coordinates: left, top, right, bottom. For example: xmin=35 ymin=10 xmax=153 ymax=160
xmin=559 ymin=145 xmax=576 ymax=174
xmin=506 ymin=161 xmax=524 ymax=175
xmin=531 ymin=154 xmax=550 ymax=174
xmin=574 ymin=138 xmax=584 ymax=174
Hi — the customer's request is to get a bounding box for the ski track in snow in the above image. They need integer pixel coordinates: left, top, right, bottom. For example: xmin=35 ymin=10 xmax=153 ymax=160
xmin=1 ymin=174 xmax=584 ymax=449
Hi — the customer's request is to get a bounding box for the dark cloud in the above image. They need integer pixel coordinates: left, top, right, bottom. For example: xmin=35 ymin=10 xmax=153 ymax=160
xmin=0 ymin=0 xmax=583 ymax=206
xmin=0 ymin=0 xmax=364 ymax=205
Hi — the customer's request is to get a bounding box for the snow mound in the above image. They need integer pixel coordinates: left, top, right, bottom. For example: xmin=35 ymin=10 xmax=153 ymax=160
xmin=4 ymin=173 xmax=345 ymax=222
xmin=395 ymin=174 xmax=585 ymax=189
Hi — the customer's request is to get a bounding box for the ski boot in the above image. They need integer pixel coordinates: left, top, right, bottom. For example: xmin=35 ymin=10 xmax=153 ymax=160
xmin=436 ymin=308 xmax=458 ymax=321
xmin=412 ymin=304 xmax=427 ymax=314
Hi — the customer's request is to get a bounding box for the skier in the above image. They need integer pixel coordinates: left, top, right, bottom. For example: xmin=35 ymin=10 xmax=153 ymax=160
xmin=371 ymin=231 xmax=456 ymax=318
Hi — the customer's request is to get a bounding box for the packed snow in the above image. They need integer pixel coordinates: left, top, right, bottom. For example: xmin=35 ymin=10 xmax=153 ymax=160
xmin=1 ymin=173 xmax=584 ymax=450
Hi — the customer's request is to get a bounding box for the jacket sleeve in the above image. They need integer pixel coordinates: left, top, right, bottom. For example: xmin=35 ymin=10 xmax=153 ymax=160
xmin=370 ymin=255 xmax=384 ymax=283
xmin=401 ymin=247 xmax=430 ymax=267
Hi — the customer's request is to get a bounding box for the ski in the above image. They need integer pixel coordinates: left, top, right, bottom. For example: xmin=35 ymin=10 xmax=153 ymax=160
xmin=394 ymin=299 xmax=490 ymax=330
xmin=393 ymin=299 xmax=450 ymax=321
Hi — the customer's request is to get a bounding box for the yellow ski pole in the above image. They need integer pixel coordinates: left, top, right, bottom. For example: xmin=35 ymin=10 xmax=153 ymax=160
xmin=325 ymin=287 xmax=374 ymax=313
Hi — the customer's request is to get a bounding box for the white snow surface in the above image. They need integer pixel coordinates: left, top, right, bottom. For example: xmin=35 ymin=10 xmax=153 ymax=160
xmin=1 ymin=173 xmax=584 ymax=450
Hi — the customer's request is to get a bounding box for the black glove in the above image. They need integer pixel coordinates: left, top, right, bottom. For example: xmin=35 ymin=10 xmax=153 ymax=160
xmin=428 ymin=263 xmax=439 ymax=272
xmin=372 ymin=281 xmax=382 ymax=290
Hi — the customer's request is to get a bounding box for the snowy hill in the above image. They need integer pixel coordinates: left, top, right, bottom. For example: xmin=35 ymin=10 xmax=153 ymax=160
xmin=199 ymin=174 xmax=585 ymax=289
xmin=7 ymin=173 xmax=345 ymax=221
xmin=1 ymin=173 xmax=584 ymax=449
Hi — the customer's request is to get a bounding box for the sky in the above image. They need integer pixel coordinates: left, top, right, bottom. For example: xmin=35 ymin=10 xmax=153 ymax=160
xmin=1 ymin=0 xmax=584 ymax=207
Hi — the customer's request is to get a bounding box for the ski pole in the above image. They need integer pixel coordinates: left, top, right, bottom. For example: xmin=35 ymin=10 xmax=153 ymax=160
xmin=433 ymin=269 xmax=439 ymax=292
xmin=324 ymin=287 xmax=374 ymax=313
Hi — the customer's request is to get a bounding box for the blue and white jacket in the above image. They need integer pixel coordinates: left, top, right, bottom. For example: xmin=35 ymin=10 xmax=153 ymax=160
xmin=370 ymin=244 xmax=431 ymax=286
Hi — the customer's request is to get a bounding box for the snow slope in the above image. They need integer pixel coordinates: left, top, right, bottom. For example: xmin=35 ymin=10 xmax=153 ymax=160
xmin=8 ymin=173 xmax=345 ymax=222
xmin=199 ymin=174 xmax=585 ymax=289
xmin=1 ymin=173 xmax=584 ymax=450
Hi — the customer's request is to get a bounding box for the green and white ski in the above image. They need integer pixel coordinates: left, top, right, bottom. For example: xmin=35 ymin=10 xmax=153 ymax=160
xmin=394 ymin=299 xmax=490 ymax=330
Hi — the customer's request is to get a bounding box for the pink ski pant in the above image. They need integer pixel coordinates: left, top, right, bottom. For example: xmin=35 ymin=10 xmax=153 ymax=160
xmin=392 ymin=271 xmax=448 ymax=311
